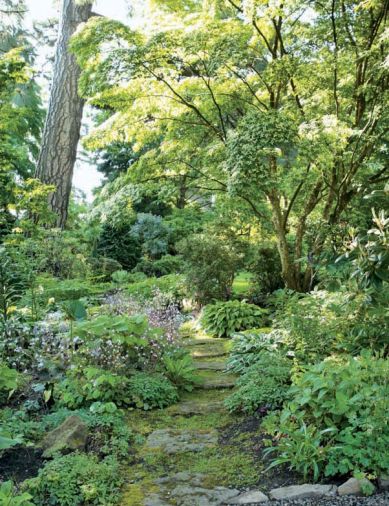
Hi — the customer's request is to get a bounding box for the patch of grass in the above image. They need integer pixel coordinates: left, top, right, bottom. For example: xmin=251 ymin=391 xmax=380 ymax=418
xmin=232 ymin=271 xmax=253 ymax=297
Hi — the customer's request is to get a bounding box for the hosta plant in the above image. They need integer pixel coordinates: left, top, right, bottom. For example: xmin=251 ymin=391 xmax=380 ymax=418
xmin=201 ymin=300 xmax=268 ymax=338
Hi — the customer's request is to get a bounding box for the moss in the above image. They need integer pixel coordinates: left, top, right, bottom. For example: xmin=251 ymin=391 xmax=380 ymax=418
xmin=121 ymin=479 xmax=160 ymax=506
xmin=136 ymin=443 xmax=260 ymax=489
xmin=121 ymin=484 xmax=145 ymax=506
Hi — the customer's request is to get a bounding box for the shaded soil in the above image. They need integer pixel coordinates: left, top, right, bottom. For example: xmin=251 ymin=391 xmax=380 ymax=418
xmin=0 ymin=446 xmax=44 ymax=483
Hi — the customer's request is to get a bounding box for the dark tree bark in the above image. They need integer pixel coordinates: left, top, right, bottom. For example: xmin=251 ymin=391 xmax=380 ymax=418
xmin=35 ymin=0 xmax=92 ymax=228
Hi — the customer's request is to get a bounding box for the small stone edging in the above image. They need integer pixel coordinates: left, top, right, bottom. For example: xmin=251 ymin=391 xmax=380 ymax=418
xmin=224 ymin=478 xmax=389 ymax=504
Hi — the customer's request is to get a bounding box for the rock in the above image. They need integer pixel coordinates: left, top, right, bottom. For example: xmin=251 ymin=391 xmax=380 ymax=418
xmin=338 ymin=477 xmax=374 ymax=497
xmin=146 ymin=429 xmax=218 ymax=454
xmin=144 ymin=495 xmax=171 ymax=506
xmin=195 ymin=361 xmax=227 ymax=371
xmin=41 ymin=415 xmax=88 ymax=458
xmin=269 ymin=484 xmax=337 ymax=501
xmin=154 ymin=472 xmax=206 ymax=487
xmin=378 ymin=476 xmax=389 ymax=491
xmin=171 ymin=485 xmax=240 ymax=506
xmin=224 ymin=490 xmax=269 ymax=503
xmin=168 ymin=400 xmax=225 ymax=416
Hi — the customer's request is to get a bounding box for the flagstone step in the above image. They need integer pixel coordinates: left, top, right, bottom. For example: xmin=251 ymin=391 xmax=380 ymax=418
xmin=185 ymin=338 xmax=228 ymax=346
xmin=194 ymin=361 xmax=226 ymax=371
xmin=191 ymin=350 xmax=228 ymax=359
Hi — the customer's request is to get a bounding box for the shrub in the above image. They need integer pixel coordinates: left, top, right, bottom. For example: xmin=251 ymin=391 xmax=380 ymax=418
xmin=225 ymin=351 xmax=291 ymax=414
xmin=111 ymin=269 xmax=131 ymax=285
xmin=274 ymin=289 xmax=389 ymax=361
xmin=26 ymin=453 xmax=122 ymax=506
xmin=201 ymin=301 xmax=268 ymax=338
xmin=128 ymin=372 xmax=178 ymax=410
xmin=73 ymin=314 xmax=150 ymax=370
xmin=32 ymin=277 xmax=95 ymax=303
xmin=264 ymin=353 xmax=389 ymax=480
xmin=88 ymin=256 xmax=123 ymax=281
xmin=134 ymin=254 xmax=183 ymax=277
xmin=95 ymin=223 xmax=141 ymax=271
xmin=126 ymin=274 xmax=185 ymax=303
xmin=56 ymin=367 xmax=131 ymax=409
xmin=130 ymin=213 xmax=170 ymax=259
xmin=15 ymin=230 xmax=91 ymax=280
xmin=178 ymin=234 xmax=241 ymax=304
xmin=248 ymin=244 xmax=284 ymax=298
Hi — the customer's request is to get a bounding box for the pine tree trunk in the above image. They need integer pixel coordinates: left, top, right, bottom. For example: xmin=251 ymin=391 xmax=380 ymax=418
xmin=36 ymin=0 xmax=92 ymax=229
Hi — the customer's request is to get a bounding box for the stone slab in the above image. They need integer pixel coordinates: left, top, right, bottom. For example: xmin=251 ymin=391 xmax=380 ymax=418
xmin=269 ymin=484 xmax=337 ymax=501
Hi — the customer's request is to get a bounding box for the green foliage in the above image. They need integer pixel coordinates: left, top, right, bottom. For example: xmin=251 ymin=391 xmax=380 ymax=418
xmin=343 ymin=210 xmax=389 ymax=290
xmin=56 ymin=367 xmax=131 ymax=410
xmin=247 ymin=244 xmax=283 ymax=301
xmin=264 ymin=353 xmax=389 ymax=480
xmin=89 ymin=256 xmax=123 ymax=282
xmin=0 ymin=481 xmax=34 ymax=506
xmin=225 ymin=351 xmax=291 ymax=415
xmin=0 ymin=45 xmax=44 ymax=237
xmin=202 ymin=300 xmax=267 ymax=338
xmin=264 ymin=421 xmax=335 ymax=482
xmin=130 ymin=213 xmax=170 ymax=259
xmin=126 ymin=274 xmax=184 ymax=302
xmin=26 ymin=453 xmax=122 ymax=506
xmin=128 ymin=372 xmax=178 ymax=410
xmin=74 ymin=313 xmax=148 ymax=345
xmin=95 ymin=223 xmax=141 ymax=271
xmin=62 ymin=299 xmax=87 ymax=321
xmin=0 ymin=430 xmax=22 ymax=451
xmin=111 ymin=269 xmax=131 ymax=285
xmin=0 ymin=363 xmax=21 ymax=401
xmin=31 ymin=277 xmax=96 ymax=303
xmin=178 ymin=235 xmax=241 ymax=304
xmin=134 ymin=254 xmax=183 ymax=278
xmin=0 ymin=248 xmax=23 ymax=329
xmin=14 ymin=230 xmax=91 ymax=280
xmin=226 ymin=329 xmax=281 ymax=375
xmin=178 ymin=320 xmax=197 ymax=339
xmin=163 ymin=353 xmax=200 ymax=391
xmin=274 ymin=288 xmax=389 ymax=360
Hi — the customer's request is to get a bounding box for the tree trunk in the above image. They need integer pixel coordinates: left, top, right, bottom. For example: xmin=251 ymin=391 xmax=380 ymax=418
xmin=35 ymin=0 xmax=92 ymax=229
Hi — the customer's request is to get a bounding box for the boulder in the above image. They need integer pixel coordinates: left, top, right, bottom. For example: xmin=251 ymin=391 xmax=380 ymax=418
xmin=269 ymin=484 xmax=336 ymax=501
xmin=41 ymin=415 xmax=88 ymax=458
xmin=224 ymin=490 xmax=269 ymax=503
xmin=378 ymin=476 xmax=389 ymax=491
xmin=338 ymin=477 xmax=374 ymax=497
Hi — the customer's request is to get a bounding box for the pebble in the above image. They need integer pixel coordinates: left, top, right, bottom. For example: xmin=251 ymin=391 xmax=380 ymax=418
xmin=267 ymin=492 xmax=389 ymax=506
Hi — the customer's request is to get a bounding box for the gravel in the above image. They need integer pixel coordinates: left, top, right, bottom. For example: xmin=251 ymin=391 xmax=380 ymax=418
xmin=268 ymin=492 xmax=389 ymax=506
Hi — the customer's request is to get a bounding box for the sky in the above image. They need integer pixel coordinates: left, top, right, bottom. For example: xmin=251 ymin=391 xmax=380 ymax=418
xmin=25 ymin=0 xmax=134 ymax=201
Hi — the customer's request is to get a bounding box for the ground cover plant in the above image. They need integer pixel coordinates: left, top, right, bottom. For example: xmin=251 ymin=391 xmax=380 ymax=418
xmin=0 ymin=0 xmax=388 ymax=504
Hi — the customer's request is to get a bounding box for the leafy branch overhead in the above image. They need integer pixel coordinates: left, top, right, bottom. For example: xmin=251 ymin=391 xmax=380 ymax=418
xmin=71 ymin=0 xmax=388 ymax=291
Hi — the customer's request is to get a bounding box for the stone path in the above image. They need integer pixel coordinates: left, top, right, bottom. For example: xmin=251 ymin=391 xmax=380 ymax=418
xmin=122 ymin=336 xmax=388 ymax=506
xmin=122 ymin=336 xmax=251 ymax=505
